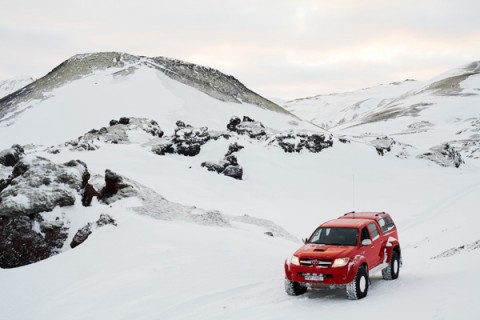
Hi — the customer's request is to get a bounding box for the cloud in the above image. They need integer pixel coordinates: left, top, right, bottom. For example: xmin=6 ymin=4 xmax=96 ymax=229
xmin=0 ymin=0 xmax=479 ymax=99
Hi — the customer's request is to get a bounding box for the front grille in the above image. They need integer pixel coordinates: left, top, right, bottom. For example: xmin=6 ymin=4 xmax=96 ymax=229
xmin=300 ymin=259 xmax=332 ymax=267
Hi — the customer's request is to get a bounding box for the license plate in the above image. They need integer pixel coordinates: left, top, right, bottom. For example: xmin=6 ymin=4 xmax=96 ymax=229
xmin=304 ymin=274 xmax=324 ymax=281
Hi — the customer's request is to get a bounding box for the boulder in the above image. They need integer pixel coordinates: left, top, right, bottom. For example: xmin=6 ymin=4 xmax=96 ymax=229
xmin=99 ymin=169 xmax=136 ymax=204
xmin=222 ymin=165 xmax=243 ymax=180
xmin=225 ymin=142 xmax=244 ymax=156
xmin=201 ymin=145 xmax=244 ymax=180
xmin=227 ymin=116 xmax=267 ymax=139
xmin=371 ymin=136 xmax=396 ymax=156
xmin=70 ymin=223 xmax=92 ymax=249
xmin=70 ymin=214 xmax=117 ymax=248
xmin=152 ymin=121 xmax=210 ymax=157
xmin=0 ymin=157 xmax=87 ymax=217
xmin=0 ymin=216 xmax=52 ymax=268
xmin=0 ymin=144 xmax=24 ymax=167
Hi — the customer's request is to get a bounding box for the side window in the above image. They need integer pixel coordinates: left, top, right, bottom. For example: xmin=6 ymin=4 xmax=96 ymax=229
xmin=367 ymin=223 xmax=380 ymax=240
xmin=361 ymin=227 xmax=370 ymax=241
xmin=378 ymin=216 xmax=395 ymax=233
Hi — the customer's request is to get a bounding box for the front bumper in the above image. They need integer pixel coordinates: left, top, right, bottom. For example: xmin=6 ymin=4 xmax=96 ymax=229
xmin=284 ymin=261 xmax=355 ymax=285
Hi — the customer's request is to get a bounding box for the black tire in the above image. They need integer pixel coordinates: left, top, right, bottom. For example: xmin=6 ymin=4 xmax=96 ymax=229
xmin=346 ymin=265 xmax=369 ymax=300
xmin=382 ymin=251 xmax=400 ymax=280
xmin=285 ymin=278 xmax=307 ymax=296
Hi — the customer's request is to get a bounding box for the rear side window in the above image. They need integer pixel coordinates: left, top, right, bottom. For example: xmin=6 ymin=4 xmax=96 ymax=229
xmin=367 ymin=223 xmax=380 ymax=240
xmin=378 ymin=216 xmax=395 ymax=233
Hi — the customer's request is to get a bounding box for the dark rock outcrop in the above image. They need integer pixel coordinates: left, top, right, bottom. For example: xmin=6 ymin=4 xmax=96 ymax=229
xmin=227 ymin=116 xmax=268 ymax=139
xmin=417 ymin=143 xmax=464 ymax=168
xmin=0 ymin=157 xmax=87 ymax=217
xmin=70 ymin=214 xmax=117 ymax=248
xmin=226 ymin=142 xmax=244 ymax=156
xmin=66 ymin=117 xmax=164 ymax=151
xmin=201 ymin=143 xmax=244 ymax=180
xmin=0 ymin=144 xmax=24 ymax=167
xmin=222 ymin=165 xmax=243 ymax=180
xmin=272 ymin=131 xmax=334 ymax=153
xmin=98 ymin=170 xmax=136 ymax=204
xmin=152 ymin=121 xmax=210 ymax=157
xmin=371 ymin=136 xmax=396 ymax=156
xmin=70 ymin=223 xmax=92 ymax=249
xmin=0 ymin=216 xmax=52 ymax=268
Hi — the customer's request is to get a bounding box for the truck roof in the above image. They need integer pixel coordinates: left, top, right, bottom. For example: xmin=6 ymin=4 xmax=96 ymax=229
xmin=321 ymin=218 xmax=373 ymax=229
xmin=338 ymin=211 xmax=390 ymax=221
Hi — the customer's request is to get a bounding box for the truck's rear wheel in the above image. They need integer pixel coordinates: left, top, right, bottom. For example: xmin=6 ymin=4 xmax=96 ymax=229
xmin=346 ymin=265 xmax=369 ymax=300
xmin=285 ymin=278 xmax=307 ymax=296
xmin=382 ymin=251 xmax=400 ymax=280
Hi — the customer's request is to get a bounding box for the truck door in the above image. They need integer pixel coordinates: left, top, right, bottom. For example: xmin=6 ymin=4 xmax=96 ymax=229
xmin=360 ymin=224 xmax=383 ymax=268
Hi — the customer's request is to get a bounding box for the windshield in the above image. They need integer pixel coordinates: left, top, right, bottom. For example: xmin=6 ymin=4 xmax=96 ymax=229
xmin=308 ymin=227 xmax=358 ymax=246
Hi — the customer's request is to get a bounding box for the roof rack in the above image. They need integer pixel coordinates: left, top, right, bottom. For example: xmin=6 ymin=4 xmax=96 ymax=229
xmin=344 ymin=211 xmax=355 ymax=216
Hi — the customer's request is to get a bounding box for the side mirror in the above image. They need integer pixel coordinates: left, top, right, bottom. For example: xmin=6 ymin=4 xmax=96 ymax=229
xmin=302 ymin=238 xmax=308 ymax=244
xmin=361 ymin=239 xmax=372 ymax=246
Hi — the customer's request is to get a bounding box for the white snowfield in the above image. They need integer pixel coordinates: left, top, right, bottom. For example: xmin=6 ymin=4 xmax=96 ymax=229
xmin=1 ymin=55 xmax=479 ymax=320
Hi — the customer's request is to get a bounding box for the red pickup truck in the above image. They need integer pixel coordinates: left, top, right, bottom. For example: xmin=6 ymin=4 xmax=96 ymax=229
xmin=284 ymin=212 xmax=401 ymax=299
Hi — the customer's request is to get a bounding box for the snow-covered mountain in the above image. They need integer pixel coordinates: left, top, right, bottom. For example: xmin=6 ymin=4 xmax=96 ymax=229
xmin=285 ymin=61 xmax=480 ymax=162
xmin=0 ymin=76 xmax=34 ymax=99
xmin=1 ymin=54 xmax=479 ymax=320
xmin=0 ymin=52 xmax=303 ymax=148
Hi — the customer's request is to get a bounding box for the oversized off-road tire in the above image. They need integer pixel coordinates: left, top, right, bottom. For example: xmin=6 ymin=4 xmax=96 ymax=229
xmin=346 ymin=265 xmax=369 ymax=300
xmin=382 ymin=250 xmax=400 ymax=280
xmin=284 ymin=278 xmax=307 ymax=296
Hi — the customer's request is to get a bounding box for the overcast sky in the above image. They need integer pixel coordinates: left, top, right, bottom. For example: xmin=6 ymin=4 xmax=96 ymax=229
xmin=1 ymin=0 xmax=479 ymax=100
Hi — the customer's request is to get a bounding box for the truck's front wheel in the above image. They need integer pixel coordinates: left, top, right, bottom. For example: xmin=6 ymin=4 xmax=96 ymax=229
xmin=284 ymin=278 xmax=307 ymax=296
xmin=346 ymin=265 xmax=369 ymax=300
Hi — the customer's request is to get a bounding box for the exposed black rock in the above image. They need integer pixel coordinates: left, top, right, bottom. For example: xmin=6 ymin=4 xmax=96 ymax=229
xmin=66 ymin=117 xmax=164 ymax=151
xmin=98 ymin=169 xmax=136 ymax=204
xmin=0 ymin=157 xmax=87 ymax=217
xmin=417 ymin=143 xmax=464 ymax=168
xmin=222 ymin=165 xmax=243 ymax=180
xmin=119 ymin=117 xmax=130 ymax=125
xmin=70 ymin=223 xmax=92 ymax=249
xmin=201 ymin=160 xmax=230 ymax=173
xmin=0 ymin=216 xmax=52 ymax=268
xmin=36 ymin=213 xmax=69 ymax=250
xmin=70 ymin=214 xmax=117 ymax=248
xmin=0 ymin=144 xmax=24 ymax=167
xmin=151 ymin=142 xmax=175 ymax=155
xmin=272 ymin=131 xmax=334 ymax=153
xmin=96 ymin=214 xmax=118 ymax=227
xmin=227 ymin=116 xmax=267 ymax=139
xmin=201 ymin=144 xmax=244 ymax=180
xmin=152 ymin=121 xmax=210 ymax=157
xmin=226 ymin=142 xmax=244 ymax=156
xmin=371 ymin=136 xmax=396 ymax=156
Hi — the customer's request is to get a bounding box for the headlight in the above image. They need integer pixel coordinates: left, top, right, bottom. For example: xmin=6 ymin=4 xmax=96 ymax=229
xmin=291 ymin=256 xmax=300 ymax=266
xmin=332 ymin=257 xmax=349 ymax=268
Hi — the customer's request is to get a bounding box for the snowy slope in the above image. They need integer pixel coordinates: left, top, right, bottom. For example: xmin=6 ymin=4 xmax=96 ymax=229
xmin=284 ymin=79 xmax=421 ymax=130
xmin=0 ymin=76 xmax=34 ymax=99
xmin=285 ymin=61 xmax=480 ymax=160
xmin=1 ymin=55 xmax=480 ymax=320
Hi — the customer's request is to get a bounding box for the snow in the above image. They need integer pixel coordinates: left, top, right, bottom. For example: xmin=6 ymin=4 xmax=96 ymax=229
xmin=0 ymin=76 xmax=34 ymax=99
xmin=1 ymin=58 xmax=480 ymax=319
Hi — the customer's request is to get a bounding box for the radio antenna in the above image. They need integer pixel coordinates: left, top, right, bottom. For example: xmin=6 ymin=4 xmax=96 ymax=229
xmin=352 ymin=173 xmax=356 ymax=212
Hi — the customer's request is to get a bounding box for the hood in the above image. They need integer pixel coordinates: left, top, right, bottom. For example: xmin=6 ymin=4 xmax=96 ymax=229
xmin=294 ymin=244 xmax=357 ymax=260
